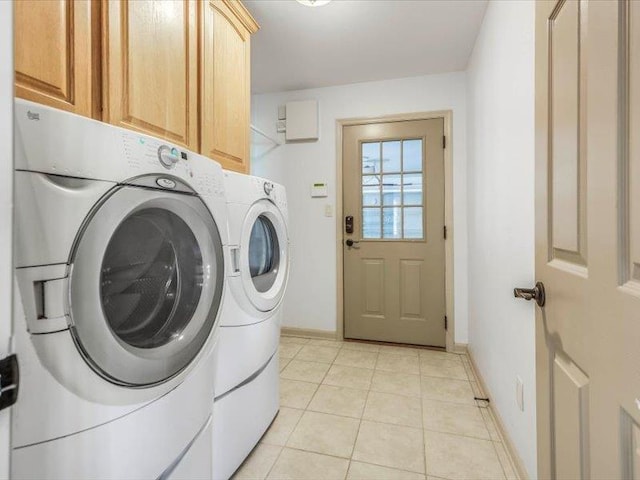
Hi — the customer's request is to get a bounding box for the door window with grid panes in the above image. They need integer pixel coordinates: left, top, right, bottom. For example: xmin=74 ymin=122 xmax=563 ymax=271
xmin=361 ymin=139 xmax=424 ymax=239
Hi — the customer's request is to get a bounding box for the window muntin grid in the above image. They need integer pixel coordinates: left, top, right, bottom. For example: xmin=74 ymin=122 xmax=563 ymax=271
xmin=361 ymin=138 xmax=424 ymax=240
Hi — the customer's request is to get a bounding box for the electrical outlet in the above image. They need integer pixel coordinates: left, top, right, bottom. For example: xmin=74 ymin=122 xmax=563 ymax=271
xmin=516 ymin=376 xmax=524 ymax=411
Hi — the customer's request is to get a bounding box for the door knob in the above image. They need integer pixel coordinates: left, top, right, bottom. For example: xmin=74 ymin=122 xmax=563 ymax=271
xmin=345 ymin=239 xmax=360 ymax=248
xmin=514 ymin=282 xmax=546 ymax=307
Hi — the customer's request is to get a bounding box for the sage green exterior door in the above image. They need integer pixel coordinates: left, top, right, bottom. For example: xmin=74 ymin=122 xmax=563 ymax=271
xmin=343 ymin=118 xmax=446 ymax=347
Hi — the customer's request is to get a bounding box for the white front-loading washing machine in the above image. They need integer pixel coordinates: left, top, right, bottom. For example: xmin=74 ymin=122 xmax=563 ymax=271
xmin=211 ymin=171 xmax=289 ymax=479
xmin=12 ymin=99 xmax=228 ymax=480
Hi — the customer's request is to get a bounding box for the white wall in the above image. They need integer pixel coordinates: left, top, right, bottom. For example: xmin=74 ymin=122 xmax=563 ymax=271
xmin=466 ymin=1 xmax=536 ymax=477
xmin=251 ymin=72 xmax=469 ymax=343
xmin=0 ymin=1 xmax=13 ymax=478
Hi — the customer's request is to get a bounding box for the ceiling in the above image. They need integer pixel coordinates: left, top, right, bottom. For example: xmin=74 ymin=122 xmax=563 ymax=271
xmin=244 ymin=0 xmax=487 ymax=94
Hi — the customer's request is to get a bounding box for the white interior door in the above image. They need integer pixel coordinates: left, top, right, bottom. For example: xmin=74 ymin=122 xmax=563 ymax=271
xmin=0 ymin=2 xmax=13 ymax=478
xmin=534 ymin=1 xmax=640 ymax=477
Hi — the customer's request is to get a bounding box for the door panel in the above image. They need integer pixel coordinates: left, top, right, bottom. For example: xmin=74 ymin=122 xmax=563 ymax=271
xmin=552 ymin=355 xmax=589 ymax=479
xmin=362 ymin=259 xmax=385 ymax=318
xmin=103 ymin=0 xmax=199 ymax=150
xmin=14 ymin=0 xmax=97 ymax=117
xmin=400 ymin=260 xmax=423 ymax=318
xmin=343 ymin=119 xmax=445 ymax=347
xmin=549 ymin=0 xmax=587 ymax=266
xmin=201 ymin=0 xmax=252 ymax=172
xmin=535 ymin=1 xmax=640 ymax=477
xmin=550 ymin=0 xmax=580 ymax=255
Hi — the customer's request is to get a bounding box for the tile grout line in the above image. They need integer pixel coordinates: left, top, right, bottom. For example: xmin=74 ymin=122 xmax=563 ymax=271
xmin=277 ymin=337 xmax=517 ymax=479
xmin=419 ymin=343 xmax=429 ymax=478
xmin=263 ymin=348 xmax=316 ymax=480
xmin=275 ymin=444 xmax=437 ymax=478
xmin=262 ymin=443 xmax=283 ymax=480
xmin=266 ymin=340 xmax=341 ymax=480
xmin=348 ymin=347 xmax=376 ymax=477
xmin=278 ymin=350 xmax=329 ymax=463
xmin=321 ymin=339 xmax=353 ymax=480
xmin=345 ymin=366 xmax=373 ymax=480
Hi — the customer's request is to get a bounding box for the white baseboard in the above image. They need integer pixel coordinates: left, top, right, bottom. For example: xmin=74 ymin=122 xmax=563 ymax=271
xmin=467 ymin=350 xmax=529 ymax=480
xmin=280 ymin=326 xmax=338 ymax=340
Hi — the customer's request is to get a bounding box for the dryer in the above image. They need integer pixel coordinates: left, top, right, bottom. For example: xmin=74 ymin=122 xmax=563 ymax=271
xmin=211 ymin=171 xmax=289 ymax=479
xmin=12 ymin=99 xmax=227 ymax=479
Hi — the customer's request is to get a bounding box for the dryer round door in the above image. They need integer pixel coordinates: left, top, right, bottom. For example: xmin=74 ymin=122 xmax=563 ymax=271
xmin=239 ymin=199 xmax=289 ymax=312
xmin=69 ymin=185 xmax=224 ymax=387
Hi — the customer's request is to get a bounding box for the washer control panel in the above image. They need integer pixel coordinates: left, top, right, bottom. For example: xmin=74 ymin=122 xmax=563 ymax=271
xmin=122 ymin=132 xmax=188 ymax=172
xmin=157 ymin=145 xmax=181 ymax=169
xmin=121 ymin=132 xmax=224 ymax=198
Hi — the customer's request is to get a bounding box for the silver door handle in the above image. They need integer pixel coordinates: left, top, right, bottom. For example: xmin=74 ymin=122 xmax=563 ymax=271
xmin=345 ymin=239 xmax=360 ymax=249
xmin=514 ymin=282 xmax=546 ymax=307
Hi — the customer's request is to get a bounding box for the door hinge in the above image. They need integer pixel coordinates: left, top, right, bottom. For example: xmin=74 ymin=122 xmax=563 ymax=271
xmin=444 ymin=316 xmax=448 ymax=331
xmin=0 ymin=354 xmax=18 ymax=411
xmin=443 ymin=135 xmax=446 ymax=149
xmin=443 ymin=225 xmax=447 ymax=240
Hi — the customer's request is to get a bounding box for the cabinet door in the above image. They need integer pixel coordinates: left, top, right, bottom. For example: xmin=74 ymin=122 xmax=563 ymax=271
xmin=201 ymin=0 xmax=256 ymax=173
xmin=103 ymin=0 xmax=199 ymax=150
xmin=15 ymin=0 xmax=98 ymax=118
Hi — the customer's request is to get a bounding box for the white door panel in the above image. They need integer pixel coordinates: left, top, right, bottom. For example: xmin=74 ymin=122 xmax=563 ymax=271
xmin=534 ymin=1 xmax=640 ymax=477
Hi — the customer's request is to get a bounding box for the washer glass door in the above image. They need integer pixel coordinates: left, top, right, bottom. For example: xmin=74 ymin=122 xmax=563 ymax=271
xmin=249 ymin=215 xmax=280 ymax=293
xmin=70 ymin=183 xmax=224 ymax=387
xmin=240 ymin=200 xmax=289 ymax=312
xmin=101 ymin=208 xmax=203 ymax=349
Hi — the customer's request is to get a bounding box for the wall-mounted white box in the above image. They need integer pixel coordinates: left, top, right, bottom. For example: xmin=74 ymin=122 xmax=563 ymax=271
xmin=285 ymin=100 xmax=318 ymax=141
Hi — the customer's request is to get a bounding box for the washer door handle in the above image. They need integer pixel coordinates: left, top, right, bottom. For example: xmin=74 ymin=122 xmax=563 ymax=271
xmin=231 ymin=247 xmax=241 ymax=274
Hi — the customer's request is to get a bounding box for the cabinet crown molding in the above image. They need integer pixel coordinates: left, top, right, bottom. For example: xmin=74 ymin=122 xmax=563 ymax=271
xmin=220 ymin=0 xmax=259 ymax=34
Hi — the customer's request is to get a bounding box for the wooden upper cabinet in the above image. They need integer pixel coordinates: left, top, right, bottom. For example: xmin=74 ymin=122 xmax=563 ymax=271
xmin=14 ymin=0 xmax=258 ymax=168
xmin=201 ymin=0 xmax=258 ymax=173
xmin=14 ymin=0 xmax=99 ymax=118
xmin=102 ymin=0 xmax=199 ymax=150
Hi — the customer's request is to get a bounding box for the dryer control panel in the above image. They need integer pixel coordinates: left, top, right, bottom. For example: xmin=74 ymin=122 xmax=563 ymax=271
xmin=254 ymin=177 xmax=287 ymax=212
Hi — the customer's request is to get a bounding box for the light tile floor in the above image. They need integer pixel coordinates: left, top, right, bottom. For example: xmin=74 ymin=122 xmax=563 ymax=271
xmin=233 ymin=336 xmax=520 ymax=480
